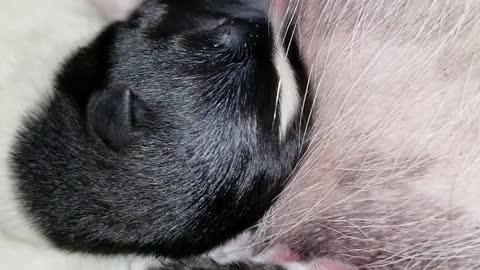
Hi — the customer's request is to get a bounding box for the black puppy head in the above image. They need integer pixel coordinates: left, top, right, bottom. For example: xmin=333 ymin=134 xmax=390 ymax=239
xmin=12 ymin=0 xmax=309 ymax=258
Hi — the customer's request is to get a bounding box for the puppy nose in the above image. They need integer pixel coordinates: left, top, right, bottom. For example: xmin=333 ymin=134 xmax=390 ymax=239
xmin=215 ymin=18 xmax=268 ymax=47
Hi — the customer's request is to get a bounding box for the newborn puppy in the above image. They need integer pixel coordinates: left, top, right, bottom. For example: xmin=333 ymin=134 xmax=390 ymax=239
xmin=0 ymin=0 xmax=310 ymax=268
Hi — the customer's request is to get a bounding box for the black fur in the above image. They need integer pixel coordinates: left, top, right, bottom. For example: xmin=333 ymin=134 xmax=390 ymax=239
xmin=10 ymin=0 xmax=310 ymax=259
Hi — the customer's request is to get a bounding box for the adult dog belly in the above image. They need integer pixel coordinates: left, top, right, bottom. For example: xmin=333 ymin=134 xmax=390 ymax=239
xmin=257 ymin=1 xmax=480 ymax=269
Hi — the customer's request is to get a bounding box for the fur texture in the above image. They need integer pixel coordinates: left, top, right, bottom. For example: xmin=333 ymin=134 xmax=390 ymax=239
xmin=0 ymin=0 xmax=104 ymax=248
xmin=0 ymin=0 xmax=309 ymax=269
xmin=88 ymin=0 xmax=144 ymax=21
xmin=6 ymin=0 xmax=480 ymax=269
xmin=256 ymin=0 xmax=480 ymax=269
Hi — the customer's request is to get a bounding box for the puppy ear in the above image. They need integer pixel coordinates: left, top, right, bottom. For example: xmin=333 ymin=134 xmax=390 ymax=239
xmin=89 ymin=83 xmax=143 ymax=150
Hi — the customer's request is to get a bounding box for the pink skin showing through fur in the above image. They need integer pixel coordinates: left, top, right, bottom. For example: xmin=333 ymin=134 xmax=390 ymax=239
xmin=308 ymin=260 xmax=358 ymax=270
xmin=269 ymin=0 xmax=289 ymax=30
xmin=259 ymin=245 xmax=357 ymax=270
xmin=271 ymin=248 xmax=302 ymax=262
